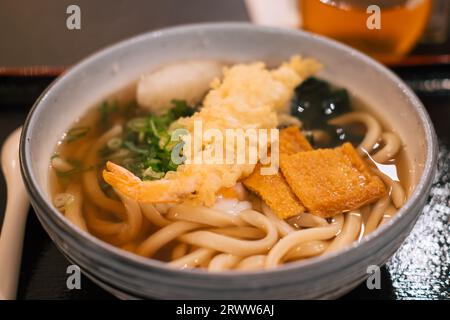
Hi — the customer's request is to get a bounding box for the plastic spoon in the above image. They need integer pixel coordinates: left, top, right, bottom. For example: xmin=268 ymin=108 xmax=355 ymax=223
xmin=0 ymin=127 xmax=29 ymax=300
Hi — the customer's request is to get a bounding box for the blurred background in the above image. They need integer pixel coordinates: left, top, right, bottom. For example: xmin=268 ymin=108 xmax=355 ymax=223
xmin=0 ymin=0 xmax=449 ymax=300
xmin=1 ymin=0 xmax=449 ymax=67
xmin=0 ymin=0 xmax=249 ymax=67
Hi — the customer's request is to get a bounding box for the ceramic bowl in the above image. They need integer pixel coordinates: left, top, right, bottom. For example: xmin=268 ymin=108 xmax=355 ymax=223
xmin=20 ymin=23 xmax=438 ymax=299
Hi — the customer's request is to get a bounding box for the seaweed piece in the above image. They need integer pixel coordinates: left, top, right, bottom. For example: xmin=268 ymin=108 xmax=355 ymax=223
xmin=291 ymin=77 xmax=359 ymax=148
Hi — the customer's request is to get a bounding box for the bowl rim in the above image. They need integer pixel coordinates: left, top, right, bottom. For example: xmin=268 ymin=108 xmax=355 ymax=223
xmin=20 ymin=22 xmax=438 ymax=280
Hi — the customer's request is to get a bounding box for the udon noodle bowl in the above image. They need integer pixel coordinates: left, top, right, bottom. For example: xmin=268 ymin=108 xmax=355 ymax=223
xmin=49 ymin=56 xmax=408 ymax=272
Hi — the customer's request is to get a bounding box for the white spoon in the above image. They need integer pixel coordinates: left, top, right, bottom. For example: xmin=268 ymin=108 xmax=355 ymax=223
xmin=0 ymin=127 xmax=30 ymax=300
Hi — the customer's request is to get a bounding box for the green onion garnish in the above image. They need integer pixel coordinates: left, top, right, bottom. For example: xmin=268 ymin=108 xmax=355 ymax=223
xmin=107 ymin=137 xmax=122 ymax=150
xmin=127 ymin=118 xmax=147 ymax=132
xmin=66 ymin=126 xmax=90 ymax=143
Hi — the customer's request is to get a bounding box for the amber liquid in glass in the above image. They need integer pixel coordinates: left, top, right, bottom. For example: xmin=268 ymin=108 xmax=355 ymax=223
xmin=300 ymin=0 xmax=432 ymax=63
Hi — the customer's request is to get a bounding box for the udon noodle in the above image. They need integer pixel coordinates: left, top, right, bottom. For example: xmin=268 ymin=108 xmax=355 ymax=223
xmin=50 ymin=58 xmax=408 ymax=271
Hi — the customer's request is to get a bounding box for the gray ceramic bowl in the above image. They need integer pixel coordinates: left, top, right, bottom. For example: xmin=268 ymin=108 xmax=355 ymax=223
xmin=20 ymin=23 xmax=437 ymax=299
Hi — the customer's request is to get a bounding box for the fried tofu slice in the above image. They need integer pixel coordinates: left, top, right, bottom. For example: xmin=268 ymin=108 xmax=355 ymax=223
xmin=280 ymin=142 xmax=386 ymax=218
xmin=279 ymin=125 xmax=313 ymax=155
xmin=243 ymin=126 xmax=312 ymax=219
xmin=243 ymin=163 xmax=304 ymax=219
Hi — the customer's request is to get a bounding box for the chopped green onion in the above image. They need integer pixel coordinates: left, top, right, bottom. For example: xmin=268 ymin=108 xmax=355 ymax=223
xmin=51 ymin=156 xmax=75 ymax=173
xmin=65 ymin=126 xmax=90 ymax=143
xmin=107 ymin=137 xmax=122 ymax=151
xmin=158 ymin=134 xmax=170 ymax=149
xmin=148 ymin=159 xmax=161 ymax=165
xmin=138 ymin=131 xmax=145 ymax=144
xmin=98 ymin=100 xmax=195 ymax=179
xmin=166 ymin=160 xmax=179 ymax=172
xmin=127 ymin=118 xmax=147 ymax=132
xmin=149 ymin=118 xmax=160 ymax=138
xmin=53 ymin=193 xmax=75 ymax=211
xmin=123 ymin=141 xmax=148 ymax=155
xmin=170 ymin=99 xmax=196 ymax=118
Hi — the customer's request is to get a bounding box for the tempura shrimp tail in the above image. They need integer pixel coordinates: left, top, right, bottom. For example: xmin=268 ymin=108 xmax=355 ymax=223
xmin=103 ymin=161 xmax=197 ymax=203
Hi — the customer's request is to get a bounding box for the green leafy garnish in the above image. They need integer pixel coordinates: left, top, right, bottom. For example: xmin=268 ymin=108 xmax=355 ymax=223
xmin=123 ymin=140 xmax=150 ymax=155
xmin=108 ymin=100 xmax=195 ymax=180
xmin=65 ymin=126 xmax=90 ymax=143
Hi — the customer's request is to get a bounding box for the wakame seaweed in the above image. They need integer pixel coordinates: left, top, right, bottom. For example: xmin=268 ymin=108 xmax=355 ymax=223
xmin=291 ymin=77 xmax=362 ymax=148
